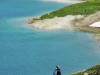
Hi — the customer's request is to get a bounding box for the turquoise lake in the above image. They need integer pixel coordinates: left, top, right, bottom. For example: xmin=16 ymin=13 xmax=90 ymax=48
xmin=0 ymin=0 xmax=100 ymax=75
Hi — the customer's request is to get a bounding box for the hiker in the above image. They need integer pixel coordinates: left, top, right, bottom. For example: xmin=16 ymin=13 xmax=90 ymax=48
xmin=53 ymin=65 xmax=61 ymax=75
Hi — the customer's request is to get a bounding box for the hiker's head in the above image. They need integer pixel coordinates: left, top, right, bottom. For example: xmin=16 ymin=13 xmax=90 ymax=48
xmin=56 ymin=65 xmax=60 ymax=69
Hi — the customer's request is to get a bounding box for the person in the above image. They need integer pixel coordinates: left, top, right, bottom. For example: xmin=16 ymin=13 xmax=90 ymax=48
xmin=53 ymin=65 xmax=61 ymax=75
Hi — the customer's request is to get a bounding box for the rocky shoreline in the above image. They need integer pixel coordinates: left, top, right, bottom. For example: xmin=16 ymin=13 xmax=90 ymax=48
xmin=28 ymin=11 xmax=100 ymax=40
xmin=29 ymin=11 xmax=100 ymax=30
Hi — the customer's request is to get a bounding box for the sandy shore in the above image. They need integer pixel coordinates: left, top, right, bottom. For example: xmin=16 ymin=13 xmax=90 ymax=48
xmin=29 ymin=11 xmax=100 ymax=30
xmin=29 ymin=15 xmax=85 ymax=30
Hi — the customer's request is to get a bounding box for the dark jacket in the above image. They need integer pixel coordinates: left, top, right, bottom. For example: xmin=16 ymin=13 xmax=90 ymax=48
xmin=53 ymin=68 xmax=61 ymax=75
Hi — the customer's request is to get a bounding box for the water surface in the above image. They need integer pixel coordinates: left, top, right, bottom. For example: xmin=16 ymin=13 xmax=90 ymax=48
xmin=0 ymin=0 xmax=100 ymax=75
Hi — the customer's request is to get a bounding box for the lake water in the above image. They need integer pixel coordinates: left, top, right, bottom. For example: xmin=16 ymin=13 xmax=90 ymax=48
xmin=0 ymin=0 xmax=100 ymax=75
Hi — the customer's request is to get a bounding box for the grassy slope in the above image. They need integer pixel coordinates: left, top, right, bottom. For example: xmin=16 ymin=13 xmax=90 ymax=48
xmin=72 ymin=65 xmax=100 ymax=75
xmin=39 ymin=0 xmax=100 ymax=20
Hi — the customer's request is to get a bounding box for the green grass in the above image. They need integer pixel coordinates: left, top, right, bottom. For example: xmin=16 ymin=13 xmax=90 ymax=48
xmin=33 ymin=18 xmax=41 ymax=20
xmin=72 ymin=64 xmax=100 ymax=75
xmin=39 ymin=0 xmax=100 ymax=19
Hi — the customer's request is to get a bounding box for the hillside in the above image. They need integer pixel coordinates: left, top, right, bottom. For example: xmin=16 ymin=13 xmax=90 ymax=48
xmin=36 ymin=0 xmax=100 ymax=20
xmin=72 ymin=65 xmax=100 ymax=75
